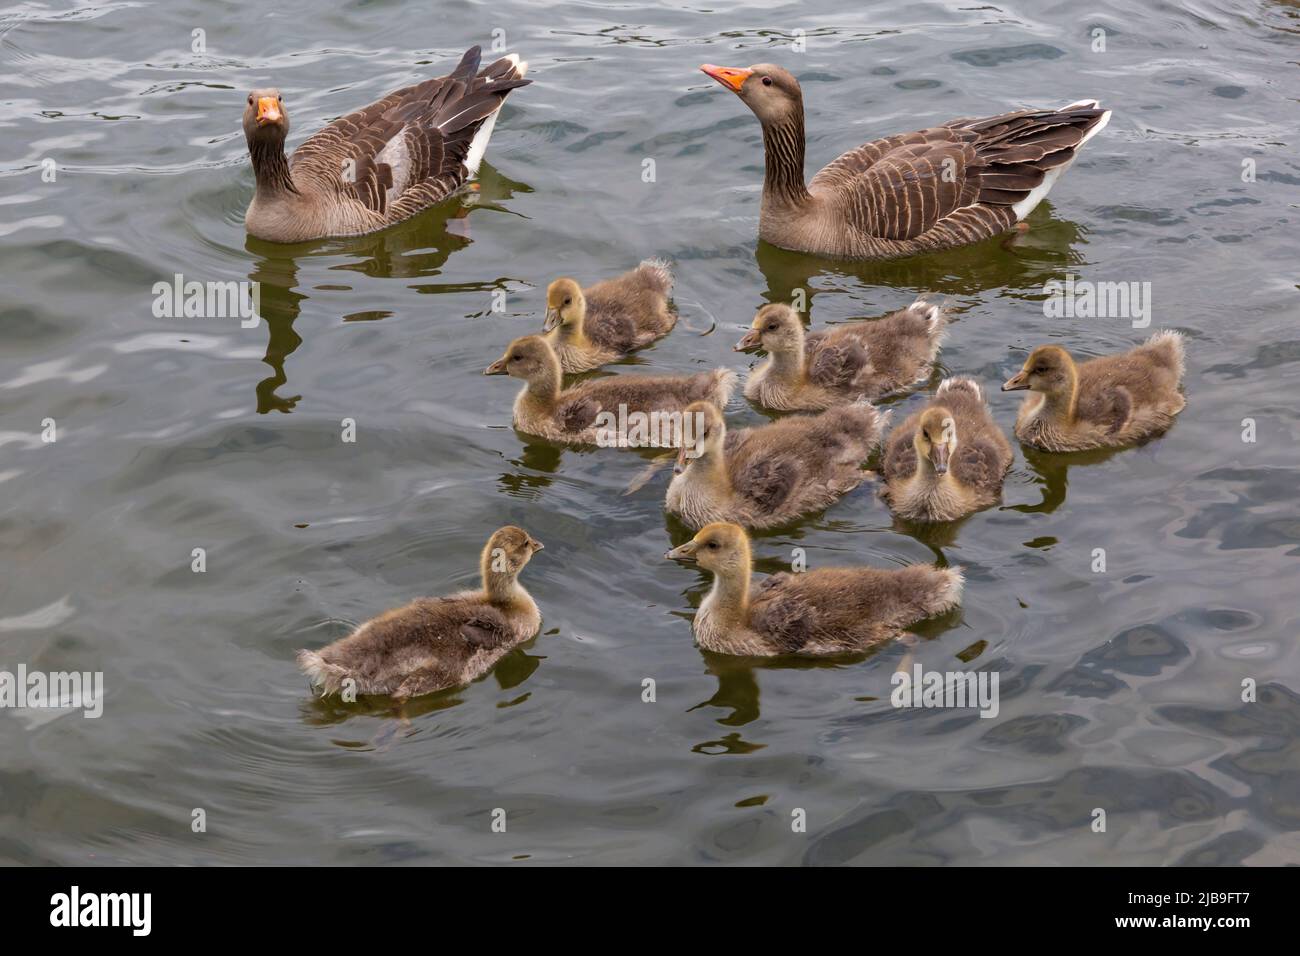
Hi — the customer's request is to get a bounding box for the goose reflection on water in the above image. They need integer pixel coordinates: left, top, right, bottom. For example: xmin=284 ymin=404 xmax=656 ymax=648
xmin=753 ymin=202 xmax=1088 ymax=310
xmin=242 ymin=164 xmax=531 ymax=414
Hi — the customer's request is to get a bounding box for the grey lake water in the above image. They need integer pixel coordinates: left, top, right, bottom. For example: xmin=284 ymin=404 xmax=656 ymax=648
xmin=1 ymin=0 xmax=1298 ymax=866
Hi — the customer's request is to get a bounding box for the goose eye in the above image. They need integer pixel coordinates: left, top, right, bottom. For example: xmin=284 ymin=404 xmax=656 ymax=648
xmin=248 ymin=95 xmax=254 ymax=104
xmin=708 ymin=541 xmax=719 ymax=549
xmin=277 ymin=94 xmax=282 ymax=102
xmin=761 ymin=76 xmax=773 ymax=87
xmin=563 ymin=297 xmax=571 ymax=305
xmin=766 ymin=324 xmax=777 ymax=331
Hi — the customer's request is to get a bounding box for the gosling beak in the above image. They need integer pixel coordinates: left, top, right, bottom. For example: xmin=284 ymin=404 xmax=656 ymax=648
xmin=734 ymin=328 xmax=762 ymax=352
xmin=673 ymin=444 xmax=692 ymax=476
xmin=530 ymin=539 xmax=545 ymax=552
xmin=1002 ymin=370 xmax=1030 ymax=392
xmin=665 ymin=541 xmax=699 ymax=563
xmin=484 ymin=357 xmax=508 ymax=376
xmin=542 ymin=307 xmax=560 ymax=333
xmin=929 ymin=443 xmax=951 ymax=476
xmin=701 ymin=64 xmax=754 ymax=94
xmin=256 ymin=96 xmax=282 ymax=125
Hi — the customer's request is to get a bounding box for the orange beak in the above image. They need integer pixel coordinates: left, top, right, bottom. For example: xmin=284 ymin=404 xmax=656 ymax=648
xmin=256 ymin=96 xmax=282 ymax=125
xmin=700 ymin=64 xmax=753 ymax=94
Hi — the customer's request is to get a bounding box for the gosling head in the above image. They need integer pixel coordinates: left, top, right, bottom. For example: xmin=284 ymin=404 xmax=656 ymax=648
xmin=735 ymin=303 xmax=803 ymax=354
xmin=700 ymin=63 xmax=803 ymax=128
xmin=485 ymin=335 xmax=559 ymax=383
xmin=674 ymin=401 xmax=726 ymax=476
xmin=914 ymin=407 xmax=957 ymax=476
xmin=665 ymin=521 xmax=751 ymax=575
xmin=243 ymin=88 xmax=288 ymax=148
xmin=542 ymin=277 xmax=585 ymax=333
xmin=1003 ymin=345 xmax=1076 ymax=396
xmin=481 ymin=525 xmax=544 ymax=580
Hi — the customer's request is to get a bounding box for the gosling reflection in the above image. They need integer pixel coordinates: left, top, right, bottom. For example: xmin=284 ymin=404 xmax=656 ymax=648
xmin=888 ymin=512 xmax=974 ymax=555
xmin=498 ymin=431 xmax=565 ymax=497
xmin=1010 ymin=443 xmax=1126 ymax=514
xmin=497 ymin=435 xmax=679 ymax=500
xmin=690 ymin=648 xmax=860 ymax=734
xmin=298 ymin=643 xmax=544 ymax=748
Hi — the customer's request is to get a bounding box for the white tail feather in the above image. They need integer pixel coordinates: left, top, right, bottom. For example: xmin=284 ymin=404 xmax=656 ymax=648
xmin=638 ymin=257 xmax=674 ymax=292
xmin=464 ymin=110 xmax=498 ymax=177
xmin=1145 ymin=329 xmax=1186 ymax=376
xmin=940 ymin=567 xmax=965 ymax=610
xmin=937 ymin=376 xmax=983 ymax=401
xmin=461 ymin=55 xmax=529 ymax=176
xmin=910 ymin=298 xmax=946 ymax=335
xmin=1012 ymin=103 xmax=1110 ymax=221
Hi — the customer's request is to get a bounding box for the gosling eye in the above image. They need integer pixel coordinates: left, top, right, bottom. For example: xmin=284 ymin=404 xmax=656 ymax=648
xmin=761 ymin=76 xmax=773 ymax=87
xmin=248 ymin=95 xmax=254 ymax=104
xmin=766 ymin=323 xmax=777 ymax=331
xmin=511 ymin=354 xmax=521 ymax=362
xmin=277 ymin=94 xmax=282 ymax=102
xmin=708 ymin=541 xmax=719 ymax=550
xmin=563 ymin=297 xmax=572 ymax=305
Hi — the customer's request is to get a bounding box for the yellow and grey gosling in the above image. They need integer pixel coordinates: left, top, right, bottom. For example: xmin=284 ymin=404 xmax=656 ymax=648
xmin=666 ymin=522 xmax=962 ymax=657
xmin=541 ymin=259 xmax=676 ymax=372
xmin=1002 ymin=331 xmax=1186 ymax=451
xmin=485 ymin=334 xmax=735 ymax=445
xmin=881 ymin=378 xmax=1013 ymax=522
xmin=296 ymin=526 xmax=543 ymax=700
xmin=737 ymin=300 xmax=944 ymax=411
xmin=666 ymin=399 xmax=884 ymax=530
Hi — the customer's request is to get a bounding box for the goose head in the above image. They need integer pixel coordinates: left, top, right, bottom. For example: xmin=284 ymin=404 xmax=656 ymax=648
xmin=543 ymin=277 xmax=585 ymax=333
xmin=736 ymin=303 xmax=803 ymax=355
xmin=483 ymin=525 xmax=544 ymax=573
xmin=243 ymin=88 xmax=288 ymax=147
xmin=700 ymin=63 xmax=802 ymax=126
xmin=485 ymin=334 xmax=561 ymax=384
xmin=914 ymin=407 xmax=957 ymax=476
xmin=674 ymin=401 xmax=726 ymax=476
xmin=665 ymin=521 xmax=751 ymax=575
xmin=480 ymin=525 xmax=544 ymax=596
xmin=1002 ymin=345 xmax=1076 ymax=397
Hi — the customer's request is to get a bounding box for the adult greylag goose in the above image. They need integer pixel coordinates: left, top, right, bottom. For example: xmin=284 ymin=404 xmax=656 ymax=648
xmin=542 ymin=259 xmax=677 ymax=372
xmin=665 ymin=522 xmax=962 ymax=656
xmin=296 ymin=526 xmax=543 ymax=700
xmin=881 ymin=378 xmax=1013 ymax=522
xmin=666 ymin=399 xmax=884 ymax=530
xmin=245 ymin=46 xmax=530 ymax=242
xmin=1001 ymin=331 xmax=1186 ymax=452
xmin=485 ymin=335 xmax=736 ymax=445
xmin=699 ymin=63 xmax=1110 ymax=260
xmin=736 ymin=300 xmax=944 ymax=410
